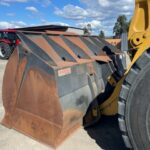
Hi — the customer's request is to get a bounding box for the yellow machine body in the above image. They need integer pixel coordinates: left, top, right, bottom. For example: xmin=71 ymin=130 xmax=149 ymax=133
xmin=100 ymin=0 xmax=150 ymax=116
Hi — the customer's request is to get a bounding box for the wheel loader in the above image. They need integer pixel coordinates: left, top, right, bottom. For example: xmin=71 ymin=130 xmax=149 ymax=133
xmin=1 ymin=0 xmax=150 ymax=149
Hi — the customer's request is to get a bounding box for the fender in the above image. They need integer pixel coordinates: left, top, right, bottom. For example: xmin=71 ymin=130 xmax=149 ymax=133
xmin=0 ymin=39 xmax=11 ymax=45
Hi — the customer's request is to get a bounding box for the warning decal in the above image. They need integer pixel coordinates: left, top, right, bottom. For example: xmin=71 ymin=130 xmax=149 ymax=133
xmin=58 ymin=68 xmax=71 ymax=77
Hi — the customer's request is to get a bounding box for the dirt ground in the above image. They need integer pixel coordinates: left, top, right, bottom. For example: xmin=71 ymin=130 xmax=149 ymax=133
xmin=0 ymin=60 xmax=128 ymax=150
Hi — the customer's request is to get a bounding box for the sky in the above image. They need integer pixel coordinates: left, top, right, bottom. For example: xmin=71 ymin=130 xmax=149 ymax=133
xmin=0 ymin=0 xmax=134 ymax=36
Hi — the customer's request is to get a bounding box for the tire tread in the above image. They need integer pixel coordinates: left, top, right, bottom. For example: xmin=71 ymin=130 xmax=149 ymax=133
xmin=118 ymin=49 xmax=150 ymax=149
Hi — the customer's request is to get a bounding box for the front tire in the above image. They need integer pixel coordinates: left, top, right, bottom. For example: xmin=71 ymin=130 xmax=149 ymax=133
xmin=119 ymin=49 xmax=150 ymax=150
xmin=0 ymin=42 xmax=13 ymax=60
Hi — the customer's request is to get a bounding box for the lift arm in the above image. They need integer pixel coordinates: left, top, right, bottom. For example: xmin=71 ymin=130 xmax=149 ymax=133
xmin=129 ymin=0 xmax=150 ymax=48
xmin=126 ymin=0 xmax=150 ymax=69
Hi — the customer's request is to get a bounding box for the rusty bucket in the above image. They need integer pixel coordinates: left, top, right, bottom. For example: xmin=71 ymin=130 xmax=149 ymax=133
xmin=1 ymin=31 xmax=123 ymax=147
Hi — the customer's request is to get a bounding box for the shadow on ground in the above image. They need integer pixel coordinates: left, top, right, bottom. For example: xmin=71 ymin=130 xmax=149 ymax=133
xmin=85 ymin=115 xmax=128 ymax=150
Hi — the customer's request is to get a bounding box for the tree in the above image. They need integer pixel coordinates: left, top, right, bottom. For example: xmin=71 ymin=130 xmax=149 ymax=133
xmin=83 ymin=27 xmax=89 ymax=35
xmin=83 ymin=24 xmax=92 ymax=35
xmin=113 ymin=15 xmax=130 ymax=38
xmin=99 ymin=30 xmax=105 ymax=38
xmin=87 ymin=24 xmax=92 ymax=34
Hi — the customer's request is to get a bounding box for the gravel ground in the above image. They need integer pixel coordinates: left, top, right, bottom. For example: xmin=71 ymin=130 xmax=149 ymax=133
xmin=0 ymin=60 xmax=127 ymax=150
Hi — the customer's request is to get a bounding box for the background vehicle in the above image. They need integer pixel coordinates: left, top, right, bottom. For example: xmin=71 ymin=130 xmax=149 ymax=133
xmin=0 ymin=30 xmax=19 ymax=59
